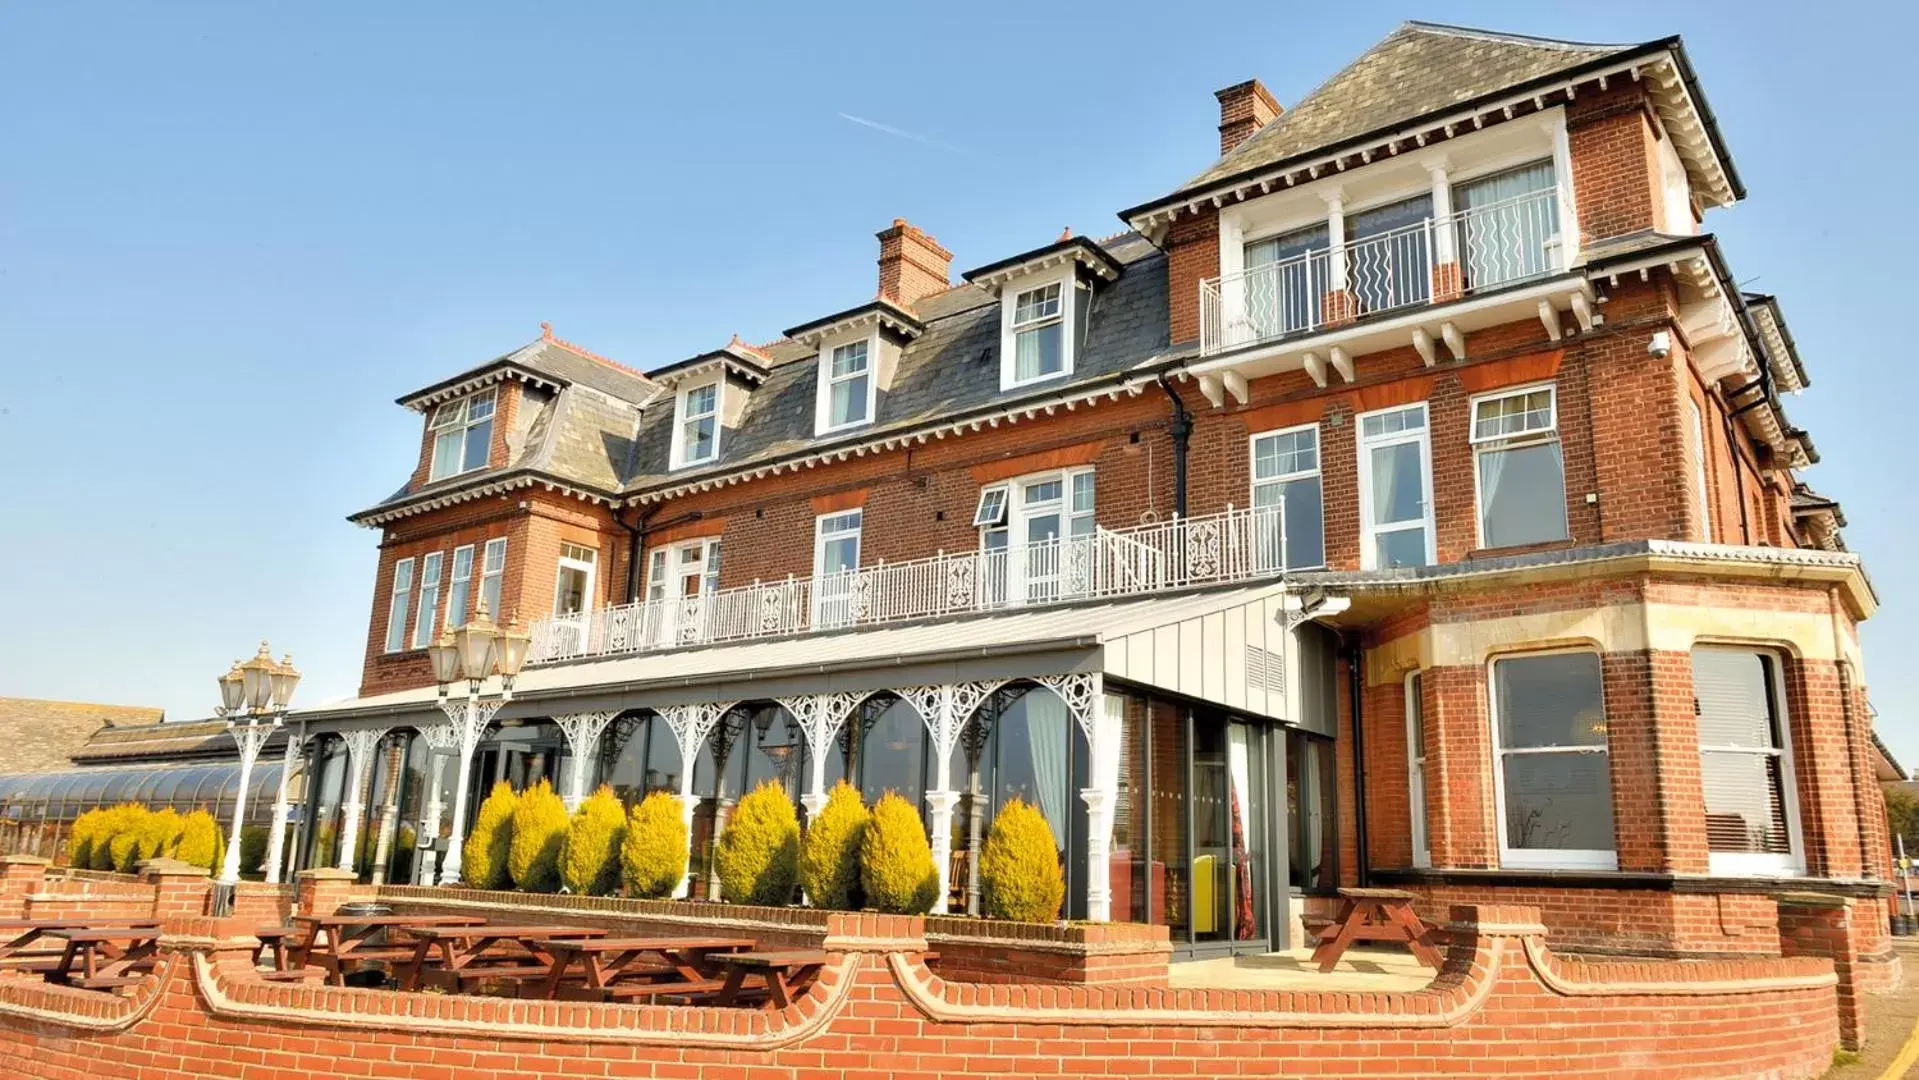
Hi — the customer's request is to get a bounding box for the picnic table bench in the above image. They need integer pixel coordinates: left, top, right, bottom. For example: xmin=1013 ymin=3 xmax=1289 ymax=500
xmin=392 ymin=924 xmax=610 ymax=992
xmin=45 ymin=927 xmax=164 ymax=990
xmin=291 ymin=913 xmax=486 ymax=986
xmin=709 ymin=949 xmax=828 ymax=1010
xmin=1310 ymin=887 xmax=1445 ymax=974
xmin=0 ymin=919 xmax=160 ymax=973
xmin=531 ymin=936 xmax=757 ymax=1001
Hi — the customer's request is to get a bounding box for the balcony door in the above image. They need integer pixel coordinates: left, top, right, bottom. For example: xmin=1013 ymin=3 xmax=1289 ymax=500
xmin=1004 ymin=470 xmax=1094 ymax=605
xmin=812 ymin=510 xmax=863 ymax=629
xmin=550 ymin=542 xmax=597 ymax=654
xmin=1358 ymin=403 xmax=1435 ymax=569
xmin=1453 ymin=160 xmax=1560 ymax=289
xmin=647 ymin=538 xmax=721 ymax=646
xmin=1345 ymin=194 xmax=1433 ymax=315
xmin=1242 ymin=224 xmax=1327 ymax=341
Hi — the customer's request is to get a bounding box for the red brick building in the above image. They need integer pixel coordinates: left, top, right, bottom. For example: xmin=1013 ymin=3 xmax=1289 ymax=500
xmin=276 ymin=22 xmax=1889 ymax=977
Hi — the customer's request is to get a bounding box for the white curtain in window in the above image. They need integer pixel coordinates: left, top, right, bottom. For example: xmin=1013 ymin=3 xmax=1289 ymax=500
xmin=1025 ymin=690 xmax=1069 ymax=851
xmin=1454 ymin=160 xmax=1558 ymax=285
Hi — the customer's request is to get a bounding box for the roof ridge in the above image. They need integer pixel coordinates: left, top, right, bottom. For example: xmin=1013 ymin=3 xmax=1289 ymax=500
xmin=540 ymin=322 xmax=653 ymax=383
xmin=1398 ymin=20 xmax=1637 ymax=52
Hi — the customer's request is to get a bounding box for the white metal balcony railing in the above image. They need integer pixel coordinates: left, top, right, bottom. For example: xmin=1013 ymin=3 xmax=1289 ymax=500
xmin=1200 ymin=187 xmax=1565 ymax=356
xmin=529 ymin=506 xmax=1291 ymax=665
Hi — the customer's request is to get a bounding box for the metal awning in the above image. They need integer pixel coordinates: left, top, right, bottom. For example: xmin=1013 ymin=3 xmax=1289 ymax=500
xmin=296 ymin=582 xmax=1294 ymax=728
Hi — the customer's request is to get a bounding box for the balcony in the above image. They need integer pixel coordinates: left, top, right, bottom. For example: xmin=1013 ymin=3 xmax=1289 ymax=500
xmin=1199 ymin=187 xmax=1567 ymax=358
xmin=528 ymin=506 xmax=1290 ymax=666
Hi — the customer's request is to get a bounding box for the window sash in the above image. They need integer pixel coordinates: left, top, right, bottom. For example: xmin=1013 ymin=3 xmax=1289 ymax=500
xmin=412 ymin=552 xmax=443 ymax=649
xmin=384 ymin=558 xmax=415 ymax=653
xmin=446 ymin=545 xmax=475 ymax=629
xmin=1693 ymin=649 xmax=1798 ymax=865
xmin=1490 ymin=650 xmax=1616 ymax=867
xmin=678 ymin=382 xmax=720 ymax=465
xmin=1470 ymin=386 xmax=1557 ymax=444
xmin=428 ymin=391 xmax=496 ymax=481
xmin=479 ymin=538 xmax=506 ymax=621
xmin=1012 ymin=283 xmax=1062 ymax=328
xmin=973 ymin=486 xmax=1008 ymax=528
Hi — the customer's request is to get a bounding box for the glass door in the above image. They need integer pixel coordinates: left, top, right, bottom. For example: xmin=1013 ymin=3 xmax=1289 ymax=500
xmin=812 ymin=510 xmax=863 ymax=629
xmin=647 ymin=539 xmax=721 ymax=646
xmin=551 ymin=542 xmax=597 ymax=654
xmin=1243 ymin=223 xmax=1328 ymax=340
xmin=1358 ymin=404 xmax=1435 ymax=569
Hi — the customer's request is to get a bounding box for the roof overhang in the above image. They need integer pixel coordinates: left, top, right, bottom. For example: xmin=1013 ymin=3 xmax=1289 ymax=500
xmin=347 ymin=468 xmax=622 ymax=528
xmin=1745 ymin=294 xmax=1810 ymax=393
xmin=962 ymin=236 xmax=1126 ymax=294
xmin=396 ymin=359 xmax=568 ymax=413
xmin=783 ymin=298 xmax=926 ymax=348
xmin=1120 ymin=40 xmax=1741 ymax=243
xmin=647 ymin=344 xmax=771 ymax=390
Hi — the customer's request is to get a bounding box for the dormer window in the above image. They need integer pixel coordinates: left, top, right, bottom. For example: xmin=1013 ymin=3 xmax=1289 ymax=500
xmin=427 ymin=389 xmax=495 ymax=481
xmin=1009 ymin=281 xmax=1067 ymax=385
xmin=819 ymin=338 xmax=875 ymax=431
xmin=673 ymin=380 xmax=720 ymax=468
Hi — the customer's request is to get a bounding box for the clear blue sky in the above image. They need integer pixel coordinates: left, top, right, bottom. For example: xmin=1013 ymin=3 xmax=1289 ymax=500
xmin=3 ymin=3 xmax=1912 ymax=765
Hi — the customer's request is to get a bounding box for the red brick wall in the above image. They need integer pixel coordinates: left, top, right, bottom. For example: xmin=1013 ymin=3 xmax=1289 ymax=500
xmin=1567 ymin=83 xmax=1662 ymax=242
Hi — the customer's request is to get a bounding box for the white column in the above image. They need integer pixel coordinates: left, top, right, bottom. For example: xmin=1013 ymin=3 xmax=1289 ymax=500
xmin=661 ymin=701 xmax=735 ymax=900
xmin=1322 ymin=190 xmax=1348 ymax=291
xmin=415 ymin=722 xmax=460 ymax=885
xmin=1077 ymin=689 xmax=1124 ymax=922
xmin=334 ymin=727 xmax=391 ymax=874
xmin=902 ymin=683 xmax=993 ymax=916
xmin=219 ymin=716 xmax=278 ymax=885
xmin=554 ymin=711 xmax=620 ymax=811
xmin=435 ymin=695 xmax=501 ymax=886
xmin=1424 ymin=156 xmax=1455 ymax=265
xmin=263 ymin=731 xmax=302 ymax=884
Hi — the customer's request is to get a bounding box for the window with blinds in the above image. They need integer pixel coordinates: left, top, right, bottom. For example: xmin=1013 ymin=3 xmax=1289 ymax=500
xmin=1693 ymin=648 xmax=1799 ymax=872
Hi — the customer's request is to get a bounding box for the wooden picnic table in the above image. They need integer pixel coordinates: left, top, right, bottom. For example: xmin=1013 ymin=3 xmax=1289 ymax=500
xmin=530 ymin=936 xmax=757 ymax=1001
xmin=45 ymin=927 xmax=164 ymax=990
xmin=0 ymin=919 xmax=160 ymax=971
xmin=392 ymin=924 xmax=610 ymax=992
xmin=290 ymin=913 xmax=486 ymax=986
xmin=1309 ymin=887 xmax=1445 ymax=974
xmin=710 ymin=949 xmax=828 ymax=1010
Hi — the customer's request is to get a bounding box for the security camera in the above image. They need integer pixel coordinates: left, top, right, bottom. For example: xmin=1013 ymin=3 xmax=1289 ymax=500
xmin=1648 ymin=331 xmax=1672 ymax=359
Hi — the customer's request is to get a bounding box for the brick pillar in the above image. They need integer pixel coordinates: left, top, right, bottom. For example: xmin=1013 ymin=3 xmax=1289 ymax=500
xmin=141 ymin=859 xmax=212 ymax=922
xmin=1430 ymin=262 xmax=1463 ymax=303
xmin=1778 ymin=893 xmax=1868 ymax=1050
xmin=1423 ymin=665 xmax=1496 ymax=869
xmin=1321 ymin=289 xmax=1358 ymax=328
xmin=1789 ymin=658 xmax=1865 ymax=879
xmin=0 ymin=855 xmax=50 ymax=919
xmin=295 ymin=867 xmax=359 ymax=916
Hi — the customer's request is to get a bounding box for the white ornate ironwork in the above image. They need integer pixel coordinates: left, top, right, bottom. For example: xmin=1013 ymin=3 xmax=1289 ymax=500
xmin=779 ymin=692 xmax=867 ymax=812
xmin=1030 ymin=672 xmax=1102 ymax=744
xmin=333 ymin=727 xmax=391 ymax=874
xmin=218 ymin=716 xmax=279 ymax=884
xmin=554 ymin=710 xmax=621 ymax=809
xmin=434 ymin=693 xmax=504 ymax=886
xmin=262 ymin=731 xmax=302 ymax=884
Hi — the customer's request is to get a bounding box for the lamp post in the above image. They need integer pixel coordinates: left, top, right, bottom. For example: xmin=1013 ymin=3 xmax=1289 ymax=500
xmin=427 ymin=607 xmax=531 ymax=886
xmin=217 ymin=642 xmax=300 ymax=885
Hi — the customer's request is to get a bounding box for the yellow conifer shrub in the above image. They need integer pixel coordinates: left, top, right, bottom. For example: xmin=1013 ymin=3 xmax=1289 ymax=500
xmin=173 ymin=809 xmax=224 ymax=873
xmin=109 ymin=806 xmax=154 ymax=872
xmin=622 ymin=790 xmax=688 ymax=899
xmin=860 ymin=792 xmax=938 ymax=915
xmin=66 ymin=807 xmax=106 ymax=869
xmin=461 ymin=781 xmax=519 ymax=890
xmin=89 ymin=804 xmax=143 ymax=870
xmin=715 ymin=781 xmax=801 ymax=906
xmin=134 ymin=807 xmax=185 ymax=866
xmin=559 ymin=786 xmax=627 ymax=896
xmin=798 ymin=780 xmax=867 ymax=910
xmin=508 ymin=780 xmax=569 ymax=893
xmin=978 ymin=798 xmax=1064 ymax=922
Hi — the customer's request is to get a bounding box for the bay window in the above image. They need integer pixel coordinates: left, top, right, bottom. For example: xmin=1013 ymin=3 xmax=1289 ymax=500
xmin=1405 ymin=671 xmax=1430 ymax=868
xmin=1471 ymin=385 xmax=1568 ymax=549
xmin=1690 ymin=397 xmax=1714 ymax=541
xmin=673 ymin=381 xmax=720 ymax=468
xmin=1491 ymin=650 xmax=1614 ymax=869
xmin=819 ymin=338 xmax=874 ymax=431
xmin=1693 ymin=647 xmax=1802 ymax=875
xmin=427 ymin=389 xmax=495 ymax=481
xmin=1250 ymin=424 xmax=1324 ymax=570
xmin=384 ymin=557 xmax=414 ymax=654
xmin=1357 ymin=403 xmax=1434 ymax=569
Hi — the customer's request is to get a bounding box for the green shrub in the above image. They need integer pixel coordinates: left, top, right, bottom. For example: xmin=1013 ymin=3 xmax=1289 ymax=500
xmin=134 ymin=807 xmax=185 ymax=866
xmin=239 ymin=825 xmax=269 ymax=877
xmin=799 ymin=780 xmax=867 ymax=910
xmin=559 ymin=786 xmax=627 ymax=896
xmin=174 ymin=809 xmax=224 ymax=873
xmin=715 ymin=781 xmax=801 ymax=906
xmin=979 ymin=798 xmax=1064 ymax=922
xmin=461 ymin=781 xmax=519 ymax=890
xmin=860 ymin=792 xmax=937 ymax=915
xmin=622 ymin=791 xmax=688 ymax=899
xmin=508 ymin=780 xmax=569 ymax=893
xmin=67 ymin=807 xmax=106 ymax=869
xmin=109 ymin=806 xmax=154 ymax=872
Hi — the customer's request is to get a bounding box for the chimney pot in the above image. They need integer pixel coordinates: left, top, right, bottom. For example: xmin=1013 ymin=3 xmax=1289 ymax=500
xmin=1215 ymin=78 xmax=1282 ymax=157
xmin=876 ymin=219 xmax=953 ymax=308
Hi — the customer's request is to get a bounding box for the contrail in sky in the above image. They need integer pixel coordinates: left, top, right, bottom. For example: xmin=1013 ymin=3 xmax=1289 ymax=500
xmin=837 ymin=112 xmax=961 ymax=152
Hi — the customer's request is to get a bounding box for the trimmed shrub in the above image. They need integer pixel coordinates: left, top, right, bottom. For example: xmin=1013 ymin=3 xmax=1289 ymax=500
xmin=174 ymin=809 xmax=224 ymax=873
xmin=461 ymin=781 xmax=519 ymax=890
xmin=559 ymin=786 xmax=627 ymax=896
xmin=798 ymin=780 xmax=867 ymax=910
xmin=239 ymin=825 xmax=269 ymax=877
xmin=622 ymin=791 xmax=688 ymax=899
xmin=715 ymin=781 xmax=801 ymax=906
xmin=979 ymin=798 xmax=1064 ymax=922
xmin=134 ymin=808 xmax=185 ymax=866
xmin=860 ymin=792 xmax=938 ymax=915
xmin=109 ymin=806 xmax=154 ymax=872
xmin=89 ymin=804 xmax=143 ymax=870
xmin=66 ymin=807 xmax=106 ymax=869
xmin=507 ymin=780 xmax=569 ymax=893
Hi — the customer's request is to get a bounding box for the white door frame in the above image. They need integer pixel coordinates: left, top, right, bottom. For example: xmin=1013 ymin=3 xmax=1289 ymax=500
xmin=1356 ymin=402 xmax=1436 ymax=569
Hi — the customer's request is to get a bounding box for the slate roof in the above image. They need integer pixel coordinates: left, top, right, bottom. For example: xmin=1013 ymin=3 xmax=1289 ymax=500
xmin=0 ymin=698 xmax=165 ymax=774
xmin=1174 ymin=23 xmax=1643 ymax=198
xmin=399 ymin=336 xmax=659 ymax=410
xmin=67 ymin=716 xmax=274 ymax=766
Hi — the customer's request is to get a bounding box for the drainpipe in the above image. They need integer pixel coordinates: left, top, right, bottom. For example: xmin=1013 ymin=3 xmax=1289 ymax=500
xmin=1342 ymin=634 xmax=1371 ymax=888
xmin=1155 ymin=374 xmax=1193 ymax=518
xmin=618 ymin=507 xmax=708 ymax=604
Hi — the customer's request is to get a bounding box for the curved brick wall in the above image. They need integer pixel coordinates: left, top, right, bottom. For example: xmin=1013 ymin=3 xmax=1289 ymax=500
xmin=0 ymin=905 xmax=1841 ymax=1079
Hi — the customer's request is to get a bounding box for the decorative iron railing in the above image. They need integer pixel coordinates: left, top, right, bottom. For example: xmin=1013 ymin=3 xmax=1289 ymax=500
xmin=1200 ymin=186 xmax=1565 ymax=356
xmin=528 ymin=505 xmax=1290 ymax=665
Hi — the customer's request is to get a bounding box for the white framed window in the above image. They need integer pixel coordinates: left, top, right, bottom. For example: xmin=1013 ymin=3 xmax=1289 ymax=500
xmin=647 ymin=538 xmax=722 ymax=603
xmin=1002 ymin=278 xmax=1072 ymax=389
xmin=479 ymin=538 xmax=506 ymax=620
xmin=671 ymin=380 xmax=720 ymax=468
xmin=1693 ymin=647 xmax=1804 ymax=876
xmin=813 ymin=510 xmax=864 ymax=628
xmin=817 ymin=338 xmax=875 ymax=432
xmin=1471 ymin=385 xmax=1567 ymax=549
xmin=446 ymin=544 xmax=475 ymax=629
xmin=553 ymin=542 xmax=597 ymax=618
xmin=978 ymin=466 xmax=1095 ymax=604
xmin=384 ymin=557 xmax=415 ymax=654
xmin=972 ymin=486 xmax=1009 ymax=529
xmin=411 ymin=551 xmax=444 ymax=649
xmin=1489 ymin=650 xmax=1615 ymax=870
xmin=427 ymin=389 xmax=496 ymax=481
xmin=1357 ymin=403 xmax=1435 ymax=570
xmin=1689 ymin=397 xmax=1713 ymax=542
xmin=1250 ymin=424 xmax=1325 ymax=570
xmin=1406 ymin=670 xmax=1431 ymax=869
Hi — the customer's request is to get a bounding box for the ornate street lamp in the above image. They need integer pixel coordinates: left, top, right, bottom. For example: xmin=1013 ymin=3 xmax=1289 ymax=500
xmin=216 ymin=642 xmax=300 ymax=886
xmin=429 ymin=604 xmax=531 ymax=886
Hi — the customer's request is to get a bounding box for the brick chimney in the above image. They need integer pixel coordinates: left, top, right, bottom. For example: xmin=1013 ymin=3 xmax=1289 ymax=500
xmin=876 ymin=219 xmax=953 ymax=308
xmin=1215 ymin=79 xmax=1282 ymax=156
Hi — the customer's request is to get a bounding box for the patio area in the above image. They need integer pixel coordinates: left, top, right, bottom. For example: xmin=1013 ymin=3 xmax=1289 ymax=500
xmin=1168 ymin=944 xmax=1439 ymax=992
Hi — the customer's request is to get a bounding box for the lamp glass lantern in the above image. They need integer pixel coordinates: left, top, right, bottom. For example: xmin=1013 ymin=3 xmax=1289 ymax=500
xmin=239 ymin=643 xmax=278 ymax=712
xmin=451 ymin=610 xmax=499 ymax=683
xmin=494 ymin=616 xmax=531 ymax=689
xmin=427 ymin=629 xmax=462 ymax=688
xmin=269 ymin=654 xmax=301 ymax=711
xmin=217 ymin=662 xmax=246 ymax=715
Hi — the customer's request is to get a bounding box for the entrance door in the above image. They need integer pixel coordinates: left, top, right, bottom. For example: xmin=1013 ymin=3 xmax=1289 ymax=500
xmin=1189 ymin=718 xmax=1269 ymax=947
xmin=647 ymin=539 xmax=721 ymax=646
xmin=551 ymin=542 xmax=597 ymax=654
